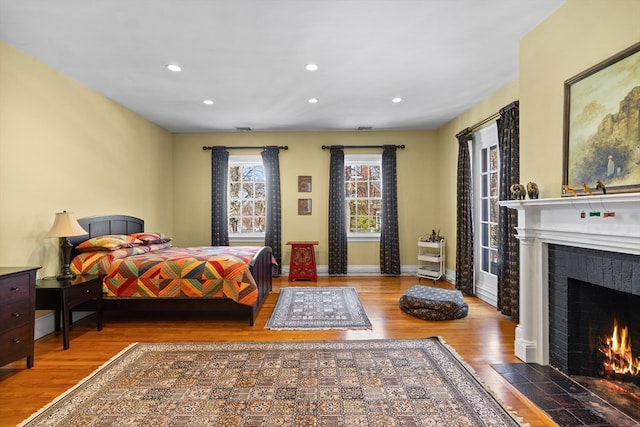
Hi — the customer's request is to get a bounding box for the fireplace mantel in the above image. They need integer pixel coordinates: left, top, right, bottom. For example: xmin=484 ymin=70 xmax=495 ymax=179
xmin=500 ymin=193 xmax=640 ymax=364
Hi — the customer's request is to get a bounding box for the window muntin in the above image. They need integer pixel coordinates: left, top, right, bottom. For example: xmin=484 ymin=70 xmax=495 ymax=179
xmin=345 ymin=154 xmax=382 ymax=238
xmin=228 ymin=155 xmax=265 ymax=236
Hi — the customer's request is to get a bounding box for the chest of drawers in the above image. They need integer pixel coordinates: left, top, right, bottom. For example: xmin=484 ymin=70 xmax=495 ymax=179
xmin=0 ymin=267 xmax=40 ymax=368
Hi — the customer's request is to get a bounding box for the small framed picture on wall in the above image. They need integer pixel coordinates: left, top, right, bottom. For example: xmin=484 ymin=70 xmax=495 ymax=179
xmin=298 ymin=199 xmax=312 ymax=215
xmin=298 ymin=176 xmax=312 ymax=192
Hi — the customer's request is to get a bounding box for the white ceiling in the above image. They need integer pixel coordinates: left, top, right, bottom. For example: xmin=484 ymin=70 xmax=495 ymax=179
xmin=0 ymin=0 xmax=564 ymax=133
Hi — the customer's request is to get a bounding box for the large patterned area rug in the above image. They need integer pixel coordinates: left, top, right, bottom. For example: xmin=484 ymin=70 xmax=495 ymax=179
xmin=265 ymin=287 xmax=372 ymax=330
xmin=20 ymin=338 xmax=524 ymax=427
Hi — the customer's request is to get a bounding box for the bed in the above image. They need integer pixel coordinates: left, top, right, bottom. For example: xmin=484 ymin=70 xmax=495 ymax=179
xmin=68 ymin=215 xmax=273 ymax=326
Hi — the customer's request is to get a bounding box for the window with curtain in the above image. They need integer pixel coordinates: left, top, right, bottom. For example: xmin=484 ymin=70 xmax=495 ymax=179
xmin=345 ymin=154 xmax=382 ymax=241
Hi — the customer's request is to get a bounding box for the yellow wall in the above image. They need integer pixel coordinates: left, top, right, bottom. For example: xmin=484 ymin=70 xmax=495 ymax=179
xmin=0 ymin=42 xmax=174 ymax=277
xmin=173 ymin=131 xmax=439 ymax=270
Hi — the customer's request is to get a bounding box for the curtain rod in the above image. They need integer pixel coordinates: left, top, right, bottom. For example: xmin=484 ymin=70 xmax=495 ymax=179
xmin=202 ymin=145 xmax=288 ymax=151
xmin=456 ymin=100 xmax=519 ymax=139
xmin=321 ymin=144 xmax=405 ymax=150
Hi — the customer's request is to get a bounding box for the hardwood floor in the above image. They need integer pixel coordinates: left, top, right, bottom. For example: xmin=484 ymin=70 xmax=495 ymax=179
xmin=0 ymin=276 xmax=556 ymax=426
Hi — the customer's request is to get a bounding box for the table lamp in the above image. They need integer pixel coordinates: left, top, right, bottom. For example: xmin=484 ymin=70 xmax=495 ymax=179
xmin=46 ymin=211 xmax=88 ymax=280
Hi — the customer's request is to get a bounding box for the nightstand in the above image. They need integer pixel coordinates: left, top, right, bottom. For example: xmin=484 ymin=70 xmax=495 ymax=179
xmin=36 ymin=275 xmax=104 ymax=350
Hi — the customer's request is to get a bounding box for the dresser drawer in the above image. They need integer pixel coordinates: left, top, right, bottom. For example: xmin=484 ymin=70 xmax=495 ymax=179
xmin=0 ymin=299 xmax=30 ymax=332
xmin=0 ymin=324 xmax=31 ymax=366
xmin=0 ymin=274 xmax=31 ymax=304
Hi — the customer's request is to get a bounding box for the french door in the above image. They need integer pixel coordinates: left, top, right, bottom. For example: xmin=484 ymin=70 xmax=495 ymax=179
xmin=472 ymin=123 xmax=499 ymax=307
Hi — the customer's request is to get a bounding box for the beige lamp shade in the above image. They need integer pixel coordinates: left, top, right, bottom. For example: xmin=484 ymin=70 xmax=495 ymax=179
xmin=46 ymin=211 xmax=88 ymax=238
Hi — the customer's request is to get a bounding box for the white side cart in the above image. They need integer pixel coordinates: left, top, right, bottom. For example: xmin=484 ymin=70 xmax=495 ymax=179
xmin=417 ymin=239 xmax=445 ymax=281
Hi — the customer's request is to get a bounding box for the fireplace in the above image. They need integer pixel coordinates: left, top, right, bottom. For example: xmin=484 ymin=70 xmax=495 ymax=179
xmin=501 ymin=193 xmax=640 ymax=365
xmin=548 ymin=244 xmax=640 ymax=385
xmin=501 ymin=194 xmax=640 ymax=421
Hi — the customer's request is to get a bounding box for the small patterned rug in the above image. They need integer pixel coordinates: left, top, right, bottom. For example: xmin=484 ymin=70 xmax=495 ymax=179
xmin=265 ymin=287 xmax=372 ymax=330
xmin=20 ymin=339 xmax=524 ymax=426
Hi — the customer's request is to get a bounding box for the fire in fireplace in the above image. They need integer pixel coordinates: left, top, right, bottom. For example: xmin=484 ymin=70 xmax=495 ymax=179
xmin=599 ymin=318 xmax=640 ymax=379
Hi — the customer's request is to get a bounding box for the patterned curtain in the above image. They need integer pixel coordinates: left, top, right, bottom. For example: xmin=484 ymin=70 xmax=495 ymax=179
xmin=455 ymin=130 xmax=474 ymax=295
xmin=328 ymin=147 xmax=347 ymax=274
xmin=380 ymin=146 xmax=400 ymax=275
xmin=497 ymin=101 xmax=520 ymax=321
xmin=210 ymin=148 xmax=229 ymax=246
xmin=261 ymin=147 xmax=282 ymax=275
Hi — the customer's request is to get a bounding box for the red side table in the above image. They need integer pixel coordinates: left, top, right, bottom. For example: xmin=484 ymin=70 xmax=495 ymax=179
xmin=286 ymin=241 xmax=318 ymax=281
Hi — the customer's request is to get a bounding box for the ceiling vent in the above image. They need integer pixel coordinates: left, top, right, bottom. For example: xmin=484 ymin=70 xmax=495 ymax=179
xmin=235 ymin=127 xmax=252 ymax=132
xmin=357 ymin=126 xmax=372 ymax=131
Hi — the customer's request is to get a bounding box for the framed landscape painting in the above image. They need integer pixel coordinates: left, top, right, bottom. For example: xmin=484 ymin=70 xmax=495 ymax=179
xmin=563 ymin=42 xmax=640 ymax=195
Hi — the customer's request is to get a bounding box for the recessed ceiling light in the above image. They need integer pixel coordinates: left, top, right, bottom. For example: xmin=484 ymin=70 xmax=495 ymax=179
xmin=308 ymin=98 xmax=319 ymax=104
xmin=203 ymin=99 xmax=214 ymax=105
xmin=166 ymin=63 xmax=182 ymax=72
xmin=392 ymin=97 xmax=403 ymax=103
xmin=305 ymin=63 xmax=318 ymax=71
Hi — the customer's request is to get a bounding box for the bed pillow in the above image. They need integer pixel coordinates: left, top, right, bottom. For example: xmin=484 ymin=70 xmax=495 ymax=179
xmin=130 ymin=232 xmax=171 ymax=245
xmin=76 ymin=234 xmax=143 ymax=252
xmin=71 ymin=246 xmax=151 ymax=275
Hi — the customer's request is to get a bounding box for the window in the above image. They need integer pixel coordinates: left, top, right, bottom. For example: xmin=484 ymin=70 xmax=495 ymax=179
xmin=228 ymin=155 xmax=265 ymax=238
xmin=478 ymin=143 xmax=499 ymax=276
xmin=345 ymin=154 xmax=382 ymax=239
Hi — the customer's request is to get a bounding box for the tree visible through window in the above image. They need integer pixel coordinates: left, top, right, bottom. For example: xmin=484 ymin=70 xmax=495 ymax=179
xmin=228 ymin=156 xmax=266 ymax=235
xmin=345 ymin=155 xmax=382 ymax=234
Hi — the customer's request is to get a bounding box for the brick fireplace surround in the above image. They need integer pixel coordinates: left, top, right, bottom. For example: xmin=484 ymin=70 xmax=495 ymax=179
xmin=502 ymin=193 xmax=640 ymax=366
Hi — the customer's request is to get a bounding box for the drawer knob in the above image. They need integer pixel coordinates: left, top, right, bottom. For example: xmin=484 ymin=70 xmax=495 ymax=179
xmin=12 ymin=338 xmax=21 ymax=343
xmin=11 ymin=287 xmax=20 ymax=291
xmin=12 ymin=312 xmax=20 ymax=317
xmin=85 ymin=289 xmax=90 ymax=293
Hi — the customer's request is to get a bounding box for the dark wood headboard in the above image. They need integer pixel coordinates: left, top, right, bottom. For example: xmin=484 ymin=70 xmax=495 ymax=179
xmin=69 ymin=215 xmax=144 ymax=250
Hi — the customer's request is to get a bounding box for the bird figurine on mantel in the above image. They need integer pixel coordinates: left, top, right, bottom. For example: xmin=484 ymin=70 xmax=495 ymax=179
xmin=596 ymin=180 xmax=607 ymax=194
xmin=581 ymin=183 xmax=593 ymax=195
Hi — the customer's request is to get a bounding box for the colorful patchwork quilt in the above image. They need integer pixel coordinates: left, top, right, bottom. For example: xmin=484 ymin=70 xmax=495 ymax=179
xmin=71 ymin=246 xmax=265 ymax=306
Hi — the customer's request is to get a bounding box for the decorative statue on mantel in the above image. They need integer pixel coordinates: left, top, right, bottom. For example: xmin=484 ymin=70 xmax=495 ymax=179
xmin=510 ymin=183 xmax=526 ymax=200
xmin=526 ymin=182 xmax=539 ymax=199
